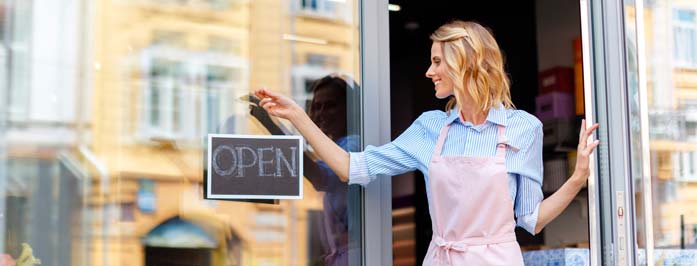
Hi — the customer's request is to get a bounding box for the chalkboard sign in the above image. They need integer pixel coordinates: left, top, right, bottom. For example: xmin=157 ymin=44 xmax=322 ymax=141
xmin=206 ymin=134 xmax=303 ymax=200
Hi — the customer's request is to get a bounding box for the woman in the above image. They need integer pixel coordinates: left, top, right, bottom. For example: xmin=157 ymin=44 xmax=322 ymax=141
xmin=254 ymin=20 xmax=599 ymax=265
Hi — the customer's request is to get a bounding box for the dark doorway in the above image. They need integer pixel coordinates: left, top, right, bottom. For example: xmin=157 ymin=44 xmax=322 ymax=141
xmin=144 ymin=247 xmax=212 ymax=266
xmin=388 ymin=1 xmax=543 ymax=264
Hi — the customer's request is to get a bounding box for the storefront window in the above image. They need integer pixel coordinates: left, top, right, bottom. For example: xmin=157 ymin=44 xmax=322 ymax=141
xmin=627 ymin=0 xmax=697 ymax=264
xmin=0 ymin=0 xmax=362 ymax=265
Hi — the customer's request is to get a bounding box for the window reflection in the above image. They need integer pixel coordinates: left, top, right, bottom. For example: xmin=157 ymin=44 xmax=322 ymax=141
xmin=0 ymin=0 xmax=360 ymax=265
xmin=629 ymin=0 xmax=697 ymax=263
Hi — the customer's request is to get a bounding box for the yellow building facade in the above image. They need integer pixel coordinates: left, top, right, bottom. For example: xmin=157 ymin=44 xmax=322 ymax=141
xmin=628 ymin=0 xmax=697 ymax=248
xmin=87 ymin=0 xmax=360 ymax=265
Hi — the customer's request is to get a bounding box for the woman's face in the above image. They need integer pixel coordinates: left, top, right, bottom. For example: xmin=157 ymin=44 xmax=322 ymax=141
xmin=309 ymin=86 xmax=347 ymax=141
xmin=425 ymin=41 xmax=454 ymax=99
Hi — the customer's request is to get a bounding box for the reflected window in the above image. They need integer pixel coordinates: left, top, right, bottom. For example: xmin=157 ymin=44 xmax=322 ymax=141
xmin=143 ymin=57 xmax=184 ymax=139
xmin=298 ymin=0 xmax=349 ymax=21
xmin=139 ymin=48 xmax=247 ymax=141
xmin=674 ymin=8 xmax=697 ymax=67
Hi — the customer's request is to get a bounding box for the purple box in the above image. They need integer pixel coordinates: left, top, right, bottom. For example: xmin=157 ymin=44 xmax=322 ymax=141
xmin=535 ymin=92 xmax=574 ymax=120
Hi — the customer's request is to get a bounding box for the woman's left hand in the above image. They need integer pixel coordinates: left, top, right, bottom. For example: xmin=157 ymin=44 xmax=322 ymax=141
xmin=574 ymin=119 xmax=600 ymax=181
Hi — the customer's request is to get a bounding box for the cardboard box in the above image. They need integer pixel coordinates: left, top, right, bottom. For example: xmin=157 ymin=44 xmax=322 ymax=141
xmin=536 ymin=92 xmax=575 ymax=120
xmin=539 ymin=67 xmax=574 ymax=94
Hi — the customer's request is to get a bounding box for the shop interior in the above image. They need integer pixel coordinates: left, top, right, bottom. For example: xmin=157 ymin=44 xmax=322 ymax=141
xmin=387 ymin=0 xmax=588 ymax=265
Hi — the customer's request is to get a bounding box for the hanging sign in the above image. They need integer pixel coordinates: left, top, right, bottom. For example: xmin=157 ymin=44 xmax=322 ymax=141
xmin=206 ymin=134 xmax=303 ymax=200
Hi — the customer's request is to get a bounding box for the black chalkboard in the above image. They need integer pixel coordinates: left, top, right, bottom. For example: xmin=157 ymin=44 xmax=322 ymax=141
xmin=206 ymin=134 xmax=303 ymax=200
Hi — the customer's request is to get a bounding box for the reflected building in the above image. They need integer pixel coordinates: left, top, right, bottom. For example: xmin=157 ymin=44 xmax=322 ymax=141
xmin=629 ymin=0 xmax=697 ymax=249
xmin=2 ymin=0 xmax=360 ymax=265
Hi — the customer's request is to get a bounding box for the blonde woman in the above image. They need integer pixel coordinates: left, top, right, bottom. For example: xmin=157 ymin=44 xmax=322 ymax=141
xmin=254 ymin=20 xmax=599 ymax=265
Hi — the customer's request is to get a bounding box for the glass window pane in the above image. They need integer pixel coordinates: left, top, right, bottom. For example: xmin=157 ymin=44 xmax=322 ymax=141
xmin=630 ymin=1 xmax=697 ymax=265
xmin=0 ymin=0 xmax=363 ymax=265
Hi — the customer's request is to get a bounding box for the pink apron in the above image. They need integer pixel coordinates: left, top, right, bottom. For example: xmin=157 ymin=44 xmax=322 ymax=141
xmin=422 ymin=124 xmax=524 ymax=266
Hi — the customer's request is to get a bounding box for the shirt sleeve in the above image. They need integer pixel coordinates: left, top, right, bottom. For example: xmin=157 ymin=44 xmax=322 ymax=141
xmin=348 ymin=114 xmax=428 ymax=186
xmin=513 ymin=120 xmax=544 ymax=235
xmin=516 ymin=202 xmax=540 ymax=235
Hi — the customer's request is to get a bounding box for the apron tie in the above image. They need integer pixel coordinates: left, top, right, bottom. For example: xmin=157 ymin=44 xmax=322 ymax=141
xmin=432 ymin=233 xmax=518 ymax=265
xmin=433 ymin=237 xmax=468 ymax=266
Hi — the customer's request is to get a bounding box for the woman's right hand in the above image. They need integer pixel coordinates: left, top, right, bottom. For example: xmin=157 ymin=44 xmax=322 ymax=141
xmin=254 ymin=88 xmax=304 ymax=121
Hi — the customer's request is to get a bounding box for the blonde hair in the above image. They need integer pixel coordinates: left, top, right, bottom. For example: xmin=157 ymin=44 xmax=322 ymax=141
xmin=430 ymin=20 xmax=514 ymax=113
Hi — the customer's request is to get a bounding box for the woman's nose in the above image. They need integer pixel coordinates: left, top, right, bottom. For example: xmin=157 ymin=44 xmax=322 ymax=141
xmin=425 ymin=67 xmax=434 ymax=78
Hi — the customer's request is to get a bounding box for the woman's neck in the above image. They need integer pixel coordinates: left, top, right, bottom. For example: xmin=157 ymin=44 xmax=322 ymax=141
xmin=458 ymin=100 xmax=488 ymax=126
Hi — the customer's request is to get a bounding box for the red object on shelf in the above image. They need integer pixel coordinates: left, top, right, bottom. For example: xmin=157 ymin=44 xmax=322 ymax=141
xmin=538 ymin=67 xmax=574 ymax=94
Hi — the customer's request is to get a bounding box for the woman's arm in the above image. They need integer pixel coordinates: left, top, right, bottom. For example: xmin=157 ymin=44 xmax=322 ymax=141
xmin=255 ymin=88 xmax=351 ymax=182
xmin=534 ymin=119 xmax=600 ymax=234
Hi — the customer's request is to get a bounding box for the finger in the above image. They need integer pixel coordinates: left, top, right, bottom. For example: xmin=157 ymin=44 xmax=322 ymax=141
xmin=260 ymin=100 xmax=275 ymax=110
xmin=259 ymin=88 xmax=280 ymax=99
xmin=585 ymin=140 xmax=600 ymax=154
xmin=584 ymin=124 xmax=600 ymax=146
xmin=260 ymin=97 xmax=279 ymax=108
xmin=258 ymin=99 xmax=269 ymax=109
xmin=578 ymin=119 xmax=587 ymax=149
xmin=585 ymin=124 xmax=599 ymax=139
xmin=258 ymin=97 xmax=271 ymax=106
xmin=254 ymin=88 xmax=267 ymax=99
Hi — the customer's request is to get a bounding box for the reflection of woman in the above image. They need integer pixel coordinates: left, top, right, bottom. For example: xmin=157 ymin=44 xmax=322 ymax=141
xmin=303 ymin=75 xmax=357 ymax=266
xmin=248 ymin=75 xmax=356 ymax=266
xmin=254 ymin=21 xmax=599 ymax=265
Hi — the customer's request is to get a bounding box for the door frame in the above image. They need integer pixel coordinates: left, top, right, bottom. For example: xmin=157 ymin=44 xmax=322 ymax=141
xmin=360 ymin=0 xmax=393 ymax=265
xmin=581 ymin=0 xmax=638 ymax=265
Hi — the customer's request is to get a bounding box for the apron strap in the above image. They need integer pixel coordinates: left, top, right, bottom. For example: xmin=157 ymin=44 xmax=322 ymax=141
xmin=432 ymin=124 xmax=451 ymax=158
xmin=495 ymin=125 xmax=509 ymax=158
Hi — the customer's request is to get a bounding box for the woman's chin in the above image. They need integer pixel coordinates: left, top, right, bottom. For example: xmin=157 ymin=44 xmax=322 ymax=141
xmin=434 ymin=93 xmax=449 ymax=99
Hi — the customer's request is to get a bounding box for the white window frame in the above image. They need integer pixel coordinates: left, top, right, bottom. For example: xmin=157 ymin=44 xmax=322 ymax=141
xmin=675 ymin=151 xmax=697 ymax=182
xmin=294 ymin=0 xmax=352 ymax=23
xmin=138 ymin=46 xmax=248 ymax=145
xmin=673 ymin=8 xmax=697 ymax=68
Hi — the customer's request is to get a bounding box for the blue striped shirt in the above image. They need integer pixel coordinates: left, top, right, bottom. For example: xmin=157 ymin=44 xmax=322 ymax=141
xmin=348 ymin=105 xmax=544 ymax=234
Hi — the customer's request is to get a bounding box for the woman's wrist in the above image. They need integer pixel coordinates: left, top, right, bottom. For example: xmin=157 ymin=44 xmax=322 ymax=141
xmin=569 ymin=169 xmax=589 ymax=186
xmin=287 ymin=106 xmax=308 ymax=124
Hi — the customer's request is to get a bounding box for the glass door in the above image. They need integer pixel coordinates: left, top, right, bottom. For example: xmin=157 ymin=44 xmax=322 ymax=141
xmin=584 ymin=0 xmax=697 ymax=264
xmin=625 ymin=0 xmax=697 ymax=265
xmin=0 ymin=0 xmax=374 ymax=265
xmin=581 ymin=0 xmax=638 ymax=264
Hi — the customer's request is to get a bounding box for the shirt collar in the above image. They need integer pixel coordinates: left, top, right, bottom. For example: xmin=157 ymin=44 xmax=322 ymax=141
xmin=446 ymin=104 xmax=508 ymax=127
